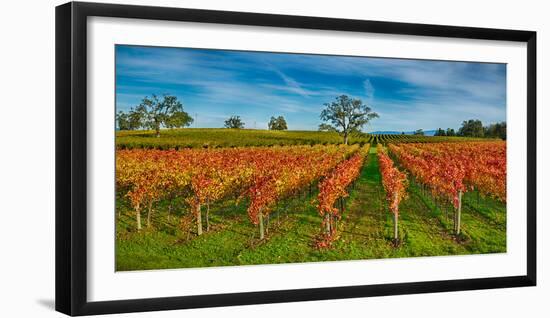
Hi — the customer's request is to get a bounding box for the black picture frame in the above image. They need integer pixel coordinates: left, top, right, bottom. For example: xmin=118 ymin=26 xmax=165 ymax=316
xmin=55 ymin=1 xmax=537 ymax=316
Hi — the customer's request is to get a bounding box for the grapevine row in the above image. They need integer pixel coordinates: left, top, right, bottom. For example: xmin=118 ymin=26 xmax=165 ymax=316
xmin=377 ymin=145 xmax=409 ymax=243
xmin=116 ymin=145 xmax=360 ymax=238
xmin=388 ymin=141 xmax=506 ymax=234
xmin=315 ymin=145 xmax=370 ymax=246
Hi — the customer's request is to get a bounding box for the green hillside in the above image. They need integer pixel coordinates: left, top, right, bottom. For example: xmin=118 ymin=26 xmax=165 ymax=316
xmin=116 ymin=128 xmax=485 ymax=149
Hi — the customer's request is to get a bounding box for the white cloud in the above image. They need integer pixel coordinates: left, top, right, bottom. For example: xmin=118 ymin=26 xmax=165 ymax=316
xmin=363 ymin=79 xmax=375 ymax=103
xmin=116 ymin=46 xmax=506 ymax=132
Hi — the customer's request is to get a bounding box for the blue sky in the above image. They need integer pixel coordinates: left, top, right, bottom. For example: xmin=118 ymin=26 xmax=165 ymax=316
xmin=115 ymin=45 xmax=506 ymax=132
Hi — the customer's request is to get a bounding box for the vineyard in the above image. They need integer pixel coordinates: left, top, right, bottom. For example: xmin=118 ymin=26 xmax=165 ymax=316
xmin=388 ymin=141 xmax=506 ymax=236
xmin=116 ymin=141 xmax=506 ymax=270
xmin=116 ymin=128 xmax=487 ymax=149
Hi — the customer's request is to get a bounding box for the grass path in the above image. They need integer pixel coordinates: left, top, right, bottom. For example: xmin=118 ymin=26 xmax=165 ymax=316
xmin=116 ymin=147 xmax=506 ymax=271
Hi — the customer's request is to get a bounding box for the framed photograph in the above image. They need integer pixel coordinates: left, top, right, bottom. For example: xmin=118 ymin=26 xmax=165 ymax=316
xmin=55 ymin=1 xmax=536 ymax=316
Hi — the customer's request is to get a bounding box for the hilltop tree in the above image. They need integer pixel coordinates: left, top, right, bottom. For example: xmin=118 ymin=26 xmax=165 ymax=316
xmin=434 ymin=128 xmax=446 ymax=136
xmin=446 ymin=128 xmax=456 ymax=136
xmin=413 ymin=129 xmax=425 ymax=136
xmin=268 ymin=116 xmax=288 ymax=130
xmin=319 ymin=95 xmax=378 ymax=144
xmin=458 ymin=119 xmax=484 ymax=137
xmin=224 ymin=116 xmax=245 ymax=129
xmin=134 ymin=94 xmax=193 ymax=137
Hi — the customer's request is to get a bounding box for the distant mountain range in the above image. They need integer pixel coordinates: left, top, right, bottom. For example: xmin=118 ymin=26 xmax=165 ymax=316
xmin=370 ymin=130 xmax=437 ymax=136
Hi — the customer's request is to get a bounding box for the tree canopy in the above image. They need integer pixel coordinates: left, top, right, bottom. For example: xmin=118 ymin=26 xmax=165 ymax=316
xmin=434 ymin=128 xmax=446 ymax=136
xmin=116 ymin=109 xmax=142 ymax=131
xmin=138 ymin=95 xmax=193 ymax=137
xmin=319 ymin=95 xmax=378 ymax=144
xmin=116 ymin=94 xmax=193 ymax=136
xmin=318 ymin=123 xmax=338 ymax=132
xmin=268 ymin=116 xmax=288 ymax=130
xmin=458 ymin=119 xmax=484 ymax=137
xmin=484 ymin=121 xmax=506 ymax=140
xmin=430 ymin=120 xmax=505 ymax=139
xmin=224 ymin=116 xmax=245 ymax=129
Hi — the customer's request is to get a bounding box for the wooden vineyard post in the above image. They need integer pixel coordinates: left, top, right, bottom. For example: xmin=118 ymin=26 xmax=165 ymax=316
xmin=259 ymin=209 xmax=265 ymax=240
xmin=325 ymin=213 xmax=331 ymax=235
xmin=456 ymin=190 xmax=462 ymax=235
xmin=135 ymin=204 xmax=142 ymax=231
xmin=196 ymin=203 xmax=203 ymax=236
xmin=453 ymin=203 xmax=457 ymax=233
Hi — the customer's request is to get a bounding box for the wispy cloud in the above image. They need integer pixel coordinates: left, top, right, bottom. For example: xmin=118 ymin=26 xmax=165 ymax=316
xmin=363 ymin=79 xmax=375 ymax=105
xmin=116 ymin=45 xmax=506 ymax=131
xmin=269 ymin=69 xmax=314 ymax=97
